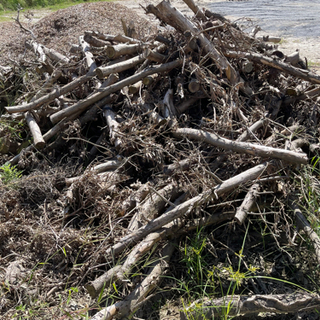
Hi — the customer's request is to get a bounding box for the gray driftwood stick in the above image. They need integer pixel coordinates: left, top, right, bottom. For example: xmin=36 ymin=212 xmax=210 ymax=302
xmin=234 ymin=182 xmax=261 ymax=225
xmin=96 ymin=54 xmax=145 ymax=80
xmin=105 ymin=162 xmax=269 ymax=258
xmin=180 ymin=292 xmax=320 ymax=319
xmin=88 ymin=209 xmax=232 ymax=298
xmin=102 ymin=106 xmax=122 ymax=148
xmin=173 ymin=128 xmax=308 ymax=164
xmin=79 ymin=35 xmax=96 ymax=74
xmin=6 ymin=73 xmax=94 ymax=114
xmin=84 ymin=31 xmax=145 ymax=45
xmin=226 ymin=50 xmax=320 ymax=84
xmin=50 ymin=59 xmax=182 ymax=124
xmin=26 ymin=40 xmax=69 ymax=64
xmin=105 ymin=43 xmax=144 ymax=59
xmin=25 ymin=112 xmax=45 ymax=149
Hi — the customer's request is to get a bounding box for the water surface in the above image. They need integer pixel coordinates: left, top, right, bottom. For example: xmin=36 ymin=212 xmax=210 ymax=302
xmin=208 ymin=0 xmax=320 ymax=38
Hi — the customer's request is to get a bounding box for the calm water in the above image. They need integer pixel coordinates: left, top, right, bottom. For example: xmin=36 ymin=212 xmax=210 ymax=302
xmin=207 ymin=0 xmax=320 ymax=38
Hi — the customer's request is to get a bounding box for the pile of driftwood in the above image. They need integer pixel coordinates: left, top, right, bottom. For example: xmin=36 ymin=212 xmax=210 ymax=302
xmin=2 ymin=0 xmax=320 ymax=319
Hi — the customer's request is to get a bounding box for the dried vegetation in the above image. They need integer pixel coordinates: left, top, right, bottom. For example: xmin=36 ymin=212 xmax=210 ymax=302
xmin=1 ymin=1 xmax=320 ymax=319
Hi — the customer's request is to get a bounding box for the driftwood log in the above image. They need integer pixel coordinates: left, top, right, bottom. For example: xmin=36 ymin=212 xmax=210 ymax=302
xmin=181 ymin=293 xmax=320 ymax=319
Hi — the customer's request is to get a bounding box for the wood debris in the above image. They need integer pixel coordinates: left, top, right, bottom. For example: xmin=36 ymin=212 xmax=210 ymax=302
xmin=1 ymin=0 xmax=320 ymax=319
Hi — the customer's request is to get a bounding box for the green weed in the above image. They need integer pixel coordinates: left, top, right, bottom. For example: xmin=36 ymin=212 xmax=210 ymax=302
xmin=0 ymin=163 xmax=22 ymax=187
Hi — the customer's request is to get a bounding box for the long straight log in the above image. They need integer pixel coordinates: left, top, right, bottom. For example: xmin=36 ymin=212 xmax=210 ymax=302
xmin=105 ymin=162 xmax=269 ymax=258
xmin=50 ymin=59 xmax=182 ymax=124
xmin=173 ymin=128 xmax=308 ymax=164
xmin=147 ymin=0 xmax=237 ymax=84
xmin=226 ymin=51 xmax=320 ymax=85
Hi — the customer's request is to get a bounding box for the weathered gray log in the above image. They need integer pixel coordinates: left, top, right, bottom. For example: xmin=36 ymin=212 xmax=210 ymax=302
xmin=143 ymin=48 xmax=167 ymax=63
xmin=128 ymin=80 xmax=142 ymax=94
xmin=50 ymin=59 xmax=182 ymax=124
xmin=102 ymin=106 xmax=122 ymax=148
xmin=90 ymin=160 xmax=122 ymax=174
xmin=119 ymin=182 xmax=150 ymax=217
xmin=106 ymin=43 xmax=144 ymax=59
xmin=164 ymin=158 xmax=194 ymax=175
xmin=24 ymin=112 xmax=45 ymax=149
xmin=173 ymin=128 xmax=308 ymax=164
xmin=142 ymin=73 xmax=158 ymax=86
xmin=26 ymin=40 xmax=69 ymax=64
xmin=105 ymin=162 xmax=269 ymax=258
xmin=95 ymin=54 xmax=145 ymax=80
xmin=226 ymin=50 xmax=320 ymax=84
xmin=188 ymin=78 xmax=201 ymax=93
xmin=84 ymin=33 xmax=110 ymax=47
xmin=180 ymin=292 xmax=320 ymax=319
xmin=79 ymin=35 xmax=96 ymax=74
xmin=65 ymin=171 xmax=122 ymax=188
xmin=147 ymin=0 xmax=237 ymax=84
xmin=25 ymin=40 xmax=46 ymax=63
